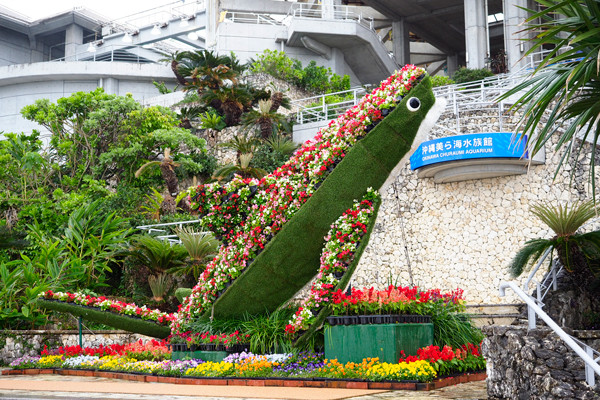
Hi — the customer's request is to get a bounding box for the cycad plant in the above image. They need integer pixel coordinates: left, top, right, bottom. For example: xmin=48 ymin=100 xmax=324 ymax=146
xmin=135 ymin=148 xmax=180 ymax=214
xmin=241 ymin=99 xmax=287 ymax=139
xmin=498 ymin=0 xmax=600 ymax=195
xmin=168 ymin=227 xmax=220 ymax=280
xmin=509 ymin=201 xmax=600 ymax=284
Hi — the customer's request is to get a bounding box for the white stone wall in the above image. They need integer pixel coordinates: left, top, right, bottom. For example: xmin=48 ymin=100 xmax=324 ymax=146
xmin=351 ymin=108 xmax=600 ymax=305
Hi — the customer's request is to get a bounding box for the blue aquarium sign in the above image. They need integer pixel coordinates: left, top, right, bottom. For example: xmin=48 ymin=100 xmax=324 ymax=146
xmin=410 ymin=133 xmax=528 ymax=170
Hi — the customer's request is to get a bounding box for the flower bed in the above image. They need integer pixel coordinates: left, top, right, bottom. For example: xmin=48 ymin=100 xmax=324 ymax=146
xmin=175 ymin=65 xmax=428 ymax=330
xmin=39 ymin=291 xmax=177 ymax=326
xmin=8 ymin=343 xmax=485 ymax=388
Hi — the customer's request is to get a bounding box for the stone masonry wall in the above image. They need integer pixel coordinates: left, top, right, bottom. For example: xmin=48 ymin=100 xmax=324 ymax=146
xmin=0 ymin=330 xmax=151 ymax=364
xmin=482 ymin=325 xmax=600 ymax=399
xmin=351 ymin=107 xmax=600 ymax=305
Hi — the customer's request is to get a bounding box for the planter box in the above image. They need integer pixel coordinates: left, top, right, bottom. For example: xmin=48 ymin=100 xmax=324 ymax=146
xmin=171 ymin=350 xmax=229 ymax=362
xmin=325 ymin=323 xmax=433 ymax=363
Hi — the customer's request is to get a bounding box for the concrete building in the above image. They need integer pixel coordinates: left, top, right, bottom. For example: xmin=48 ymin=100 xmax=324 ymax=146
xmin=0 ymin=0 xmax=536 ymax=136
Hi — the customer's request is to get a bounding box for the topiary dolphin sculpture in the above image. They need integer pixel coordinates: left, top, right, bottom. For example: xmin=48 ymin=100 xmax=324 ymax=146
xmin=173 ymin=65 xmax=444 ymax=333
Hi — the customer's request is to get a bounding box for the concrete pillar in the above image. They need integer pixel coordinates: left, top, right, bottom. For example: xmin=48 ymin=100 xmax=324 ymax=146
xmin=447 ymin=53 xmax=459 ymax=76
xmin=464 ymin=0 xmax=488 ymax=69
xmin=65 ymin=24 xmax=83 ymax=61
xmin=503 ymin=0 xmax=530 ymax=71
xmin=392 ymin=19 xmax=410 ymax=67
xmin=101 ymin=78 xmax=119 ymax=95
xmin=207 ymin=0 xmax=218 ymax=50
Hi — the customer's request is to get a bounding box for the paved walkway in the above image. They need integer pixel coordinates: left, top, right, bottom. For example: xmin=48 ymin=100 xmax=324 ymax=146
xmin=0 ymin=373 xmax=487 ymax=400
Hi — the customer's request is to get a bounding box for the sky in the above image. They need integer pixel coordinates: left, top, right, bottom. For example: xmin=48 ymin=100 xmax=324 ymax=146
xmin=0 ymin=0 xmax=182 ymax=21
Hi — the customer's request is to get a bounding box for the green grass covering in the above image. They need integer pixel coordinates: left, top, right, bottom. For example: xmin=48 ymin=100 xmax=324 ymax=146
xmin=294 ymin=196 xmax=382 ymax=348
xmin=212 ymin=77 xmax=435 ymax=319
xmin=37 ymin=299 xmax=171 ymax=338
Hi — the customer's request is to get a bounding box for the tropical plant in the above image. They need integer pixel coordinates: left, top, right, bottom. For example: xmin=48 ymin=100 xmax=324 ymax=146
xmin=430 ymin=75 xmax=455 ymax=87
xmin=452 ymin=67 xmax=494 ymax=84
xmin=199 ymin=111 xmax=226 ymax=130
xmin=498 ymin=0 xmax=600 ymax=195
xmin=148 ymin=273 xmax=171 ymax=302
xmin=219 ymin=134 xmax=260 ymax=157
xmin=177 ymin=106 xmax=203 ymax=129
xmin=212 ymin=153 xmax=267 ymax=182
xmin=241 ymin=100 xmax=287 ymax=139
xmin=125 ymin=235 xmax=188 ymax=274
xmin=135 ymin=148 xmax=181 ymax=214
xmin=200 ymin=85 xmax=254 ymax=126
xmin=264 ymin=134 xmax=298 ymax=156
xmin=169 ymin=227 xmax=220 ymax=279
xmin=140 ymin=188 xmax=164 ymax=221
xmin=509 ymin=201 xmax=600 ymax=283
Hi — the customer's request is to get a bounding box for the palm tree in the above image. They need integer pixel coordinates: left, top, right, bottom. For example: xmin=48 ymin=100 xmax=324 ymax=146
xmin=509 ymin=201 xmax=600 ymax=287
xmin=135 ymin=148 xmax=180 ymax=214
xmin=241 ymin=99 xmax=287 ymax=139
xmin=499 ymin=0 xmax=600 ymax=195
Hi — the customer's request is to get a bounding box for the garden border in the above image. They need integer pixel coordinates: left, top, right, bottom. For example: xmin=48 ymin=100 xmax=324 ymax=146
xmin=1 ymin=368 xmax=486 ymax=391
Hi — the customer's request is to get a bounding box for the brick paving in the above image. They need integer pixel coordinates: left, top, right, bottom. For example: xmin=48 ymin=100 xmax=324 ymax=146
xmin=0 ymin=372 xmax=487 ymax=400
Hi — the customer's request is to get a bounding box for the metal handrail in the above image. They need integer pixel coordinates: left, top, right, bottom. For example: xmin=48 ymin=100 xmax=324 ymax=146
xmin=293 ymin=87 xmax=367 ymax=124
xmin=223 ymin=11 xmax=285 ymax=26
xmin=500 ymin=282 xmax=600 ymax=386
xmin=290 ymin=3 xmax=374 ymax=31
xmin=136 ymin=219 xmax=203 ymax=234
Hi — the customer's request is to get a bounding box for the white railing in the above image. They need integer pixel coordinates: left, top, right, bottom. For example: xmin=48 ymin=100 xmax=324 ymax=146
xmin=51 ymin=44 xmax=169 ymax=63
xmin=290 ymin=3 xmax=375 ymax=31
xmin=500 ymin=282 xmax=600 ymax=387
xmin=136 ymin=219 xmax=203 ymax=243
xmin=107 ymin=0 xmax=206 ymax=33
xmin=293 ymin=87 xmax=367 ymax=125
xmin=223 ymin=11 xmax=285 ymax=26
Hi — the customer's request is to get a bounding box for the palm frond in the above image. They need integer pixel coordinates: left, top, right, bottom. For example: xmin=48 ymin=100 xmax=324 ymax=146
xmin=509 ymin=238 xmax=555 ymax=277
xmin=531 ymin=201 xmax=597 ymax=236
xmin=498 ymin=0 xmax=600 ymax=197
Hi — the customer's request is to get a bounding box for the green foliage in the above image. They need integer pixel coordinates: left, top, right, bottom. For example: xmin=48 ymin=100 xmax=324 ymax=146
xmin=211 ymin=77 xmax=436 ymax=319
xmin=452 ymin=67 xmax=494 ymax=84
xmin=429 ymin=308 xmax=484 ymax=349
xmin=249 ymin=49 xmax=351 ymax=94
xmin=498 ymin=0 xmax=600 ymax=197
xmin=148 ymin=273 xmax=171 ymax=302
xmin=125 ymin=235 xmax=188 ymax=274
xmin=186 ymin=308 xmax=296 ymax=353
xmin=169 ymin=227 xmax=220 ymax=280
xmin=430 ymin=75 xmax=455 ymax=87
xmin=0 ymin=202 xmax=130 ymax=329
xmin=199 ymin=111 xmax=226 ymax=130
xmin=252 ymin=137 xmax=298 ymax=174
xmin=153 ymin=81 xmax=173 ymax=94
xmin=509 ymin=201 xmax=600 ymax=278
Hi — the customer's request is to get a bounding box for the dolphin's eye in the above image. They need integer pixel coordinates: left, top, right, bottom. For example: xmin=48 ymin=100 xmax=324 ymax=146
xmin=407 ymin=97 xmax=421 ymax=112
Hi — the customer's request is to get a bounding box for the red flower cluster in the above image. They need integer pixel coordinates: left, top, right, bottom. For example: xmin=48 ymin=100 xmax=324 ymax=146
xmin=399 ymin=343 xmax=485 ymax=376
xmin=40 ymin=339 xmax=170 ymax=358
xmin=330 ymin=286 xmax=465 ymax=316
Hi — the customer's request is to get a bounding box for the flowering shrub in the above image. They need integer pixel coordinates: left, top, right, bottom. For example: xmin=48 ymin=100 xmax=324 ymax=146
xmin=399 ymin=343 xmax=486 ymax=376
xmin=330 ymin=286 xmax=465 ymax=316
xmin=40 ymin=290 xmax=177 ymax=326
xmin=175 ymin=65 xmax=426 ymax=332
xmin=285 ymin=189 xmax=379 ymax=335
